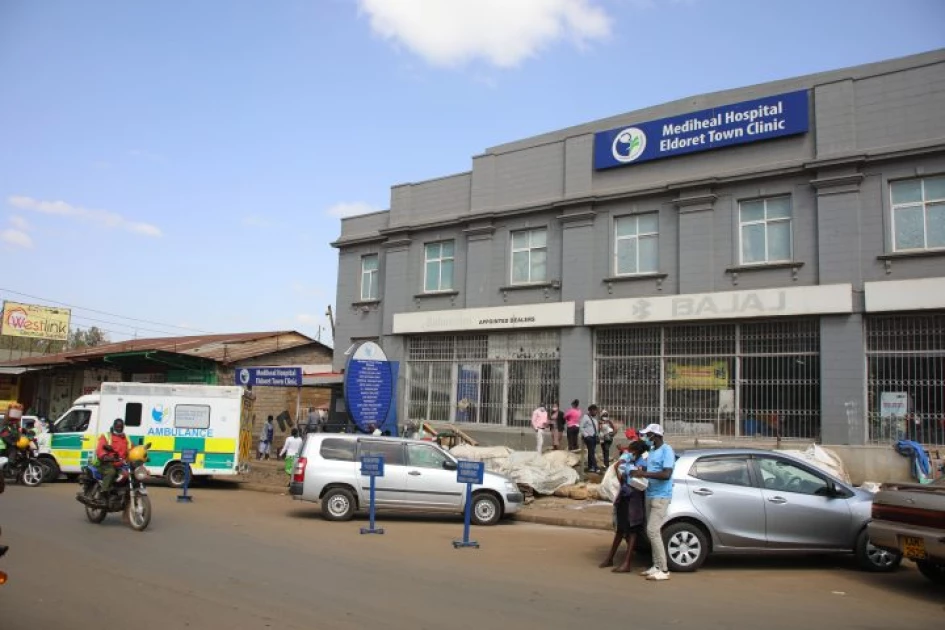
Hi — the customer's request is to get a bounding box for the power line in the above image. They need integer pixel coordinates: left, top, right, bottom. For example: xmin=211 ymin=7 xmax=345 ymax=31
xmin=0 ymin=288 xmax=216 ymax=334
xmin=69 ymin=313 xmax=185 ymax=338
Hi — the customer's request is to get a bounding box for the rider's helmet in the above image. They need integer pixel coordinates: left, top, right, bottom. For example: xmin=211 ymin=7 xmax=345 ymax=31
xmin=15 ymin=435 xmax=30 ymax=450
xmin=128 ymin=445 xmax=148 ymax=464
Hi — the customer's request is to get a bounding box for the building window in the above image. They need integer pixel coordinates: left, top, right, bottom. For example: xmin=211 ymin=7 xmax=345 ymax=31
xmin=890 ymin=176 xmax=945 ymax=252
xmin=614 ymin=214 xmax=659 ymax=275
xmin=360 ymin=254 xmax=379 ymax=301
xmin=510 ymin=228 xmax=547 ymax=284
xmin=739 ymin=196 xmax=792 ymax=264
xmin=424 ymin=241 xmax=454 ymax=293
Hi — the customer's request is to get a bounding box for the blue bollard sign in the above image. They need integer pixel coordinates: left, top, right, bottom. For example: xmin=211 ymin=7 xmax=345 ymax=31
xmin=177 ymin=449 xmax=198 ymax=503
xmin=453 ymin=460 xmax=485 ymax=549
xmin=359 ymin=455 xmax=384 ymax=535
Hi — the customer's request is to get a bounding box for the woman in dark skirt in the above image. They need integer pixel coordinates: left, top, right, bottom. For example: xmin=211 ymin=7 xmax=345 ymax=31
xmin=599 ymin=440 xmax=650 ymax=573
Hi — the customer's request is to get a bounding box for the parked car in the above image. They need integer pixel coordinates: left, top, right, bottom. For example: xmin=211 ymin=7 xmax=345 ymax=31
xmin=289 ymin=434 xmax=523 ymax=526
xmin=868 ymin=476 xmax=945 ymax=585
xmin=658 ymin=448 xmax=901 ymax=573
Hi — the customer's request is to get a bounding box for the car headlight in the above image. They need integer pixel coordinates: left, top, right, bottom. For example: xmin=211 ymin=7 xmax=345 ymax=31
xmin=133 ymin=466 xmax=149 ymax=481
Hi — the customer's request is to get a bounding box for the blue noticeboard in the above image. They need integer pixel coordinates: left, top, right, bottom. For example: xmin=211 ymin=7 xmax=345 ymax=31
xmin=181 ymin=449 xmax=198 ymax=464
xmin=344 ymin=342 xmax=394 ymax=432
xmin=360 ymin=455 xmax=385 ymax=477
xmin=236 ymin=367 xmax=302 ymax=387
xmin=594 ymin=90 xmax=809 ymax=170
xmin=456 ymin=460 xmax=484 ymax=485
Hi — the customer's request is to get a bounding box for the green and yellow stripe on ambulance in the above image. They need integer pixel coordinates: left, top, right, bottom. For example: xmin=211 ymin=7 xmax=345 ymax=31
xmin=49 ymin=433 xmax=238 ymax=472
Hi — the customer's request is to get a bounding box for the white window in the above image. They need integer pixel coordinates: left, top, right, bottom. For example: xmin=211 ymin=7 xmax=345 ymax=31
xmin=890 ymin=176 xmax=945 ymax=252
xmin=739 ymin=196 xmax=792 ymax=265
xmin=360 ymin=254 xmax=379 ymax=301
xmin=510 ymin=228 xmax=547 ymax=284
xmin=424 ymin=241 xmax=454 ymax=292
xmin=615 ymin=214 xmax=659 ymax=275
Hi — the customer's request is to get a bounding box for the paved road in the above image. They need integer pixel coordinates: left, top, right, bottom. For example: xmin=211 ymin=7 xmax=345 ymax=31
xmin=1 ymin=483 xmax=941 ymax=629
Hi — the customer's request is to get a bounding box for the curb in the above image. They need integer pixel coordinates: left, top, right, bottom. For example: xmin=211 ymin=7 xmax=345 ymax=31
xmin=236 ymin=482 xmax=290 ymax=496
xmin=513 ymin=511 xmax=612 ymax=531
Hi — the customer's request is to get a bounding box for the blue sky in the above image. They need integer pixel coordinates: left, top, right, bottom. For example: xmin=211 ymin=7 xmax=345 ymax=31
xmin=1 ymin=0 xmax=943 ymax=347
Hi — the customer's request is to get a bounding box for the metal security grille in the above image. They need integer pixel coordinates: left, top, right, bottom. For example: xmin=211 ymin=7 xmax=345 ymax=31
xmin=866 ymin=314 xmax=945 ymax=445
xmin=595 ymin=319 xmax=820 ymax=440
xmin=406 ymin=332 xmax=560 ymax=427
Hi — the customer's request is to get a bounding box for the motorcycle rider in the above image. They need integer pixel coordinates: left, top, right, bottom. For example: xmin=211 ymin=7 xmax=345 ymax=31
xmin=0 ymin=405 xmax=24 ymax=471
xmin=95 ymin=418 xmax=131 ymax=497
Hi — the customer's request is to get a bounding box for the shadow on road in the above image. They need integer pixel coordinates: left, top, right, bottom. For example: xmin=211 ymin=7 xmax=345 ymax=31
xmin=285 ymin=506 xmax=518 ymax=527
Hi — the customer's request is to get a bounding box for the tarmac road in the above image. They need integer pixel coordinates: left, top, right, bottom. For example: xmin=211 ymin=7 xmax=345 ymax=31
xmin=1 ymin=482 xmax=941 ymax=629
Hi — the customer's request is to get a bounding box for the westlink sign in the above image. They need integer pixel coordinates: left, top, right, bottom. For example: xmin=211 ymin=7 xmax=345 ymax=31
xmin=594 ymin=90 xmax=809 ymax=170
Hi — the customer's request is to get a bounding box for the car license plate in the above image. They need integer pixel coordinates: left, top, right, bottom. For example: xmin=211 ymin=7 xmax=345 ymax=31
xmin=900 ymin=536 xmax=927 ymax=560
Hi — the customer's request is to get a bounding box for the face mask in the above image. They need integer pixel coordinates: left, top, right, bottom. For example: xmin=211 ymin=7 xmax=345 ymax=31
xmin=113 ymin=426 xmax=124 ymax=435
xmin=643 ymin=437 xmax=653 ymax=448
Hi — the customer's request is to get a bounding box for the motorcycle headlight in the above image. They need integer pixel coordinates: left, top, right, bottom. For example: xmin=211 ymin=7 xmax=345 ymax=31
xmin=133 ymin=466 xmax=149 ymax=482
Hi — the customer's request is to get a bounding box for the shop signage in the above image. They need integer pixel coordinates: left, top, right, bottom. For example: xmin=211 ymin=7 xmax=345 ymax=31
xmin=585 ymin=284 xmax=852 ymax=325
xmin=344 ymin=342 xmax=394 ymax=431
xmin=393 ymin=302 xmax=576 ymax=335
xmin=865 ymin=277 xmax=945 ymax=313
xmin=666 ymin=361 xmax=729 ymax=390
xmin=236 ymin=367 xmax=302 ymax=387
xmin=1 ymin=301 xmax=71 ymax=341
xmin=594 ymin=90 xmax=809 ymax=170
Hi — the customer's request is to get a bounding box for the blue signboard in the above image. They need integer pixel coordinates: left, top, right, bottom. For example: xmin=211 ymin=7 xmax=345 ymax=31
xmin=594 ymin=90 xmax=809 ymax=170
xmin=236 ymin=367 xmax=302 ymax=387
xmin=360 ymin=455 xmax=385 ymax=477
xmin=344 ymin=342 xmax=394 ymax=431
xmin=180 ymin=449 xmax=198 ymax=464
xmin=456 ymin=460 xmax=485 ymax=485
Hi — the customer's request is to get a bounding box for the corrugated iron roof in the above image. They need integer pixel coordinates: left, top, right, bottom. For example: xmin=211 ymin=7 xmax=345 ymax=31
xmin=0 ymin=331 xmax=328 ymax=368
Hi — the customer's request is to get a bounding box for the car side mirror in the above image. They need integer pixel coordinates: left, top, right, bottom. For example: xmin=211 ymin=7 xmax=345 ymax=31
xmin=442 ymin=460 xmax=457 ymax=471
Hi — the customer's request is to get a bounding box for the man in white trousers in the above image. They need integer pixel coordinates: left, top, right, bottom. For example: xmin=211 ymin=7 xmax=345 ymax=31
xmin=531 ymin=405 xmax=549 ymax=454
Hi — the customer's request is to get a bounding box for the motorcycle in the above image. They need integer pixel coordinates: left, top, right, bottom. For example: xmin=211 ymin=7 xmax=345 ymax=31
xmin=75 ymin=444 xmax=152 ymax=532
xmin=1 ymin=438 xmax=46 ymax=487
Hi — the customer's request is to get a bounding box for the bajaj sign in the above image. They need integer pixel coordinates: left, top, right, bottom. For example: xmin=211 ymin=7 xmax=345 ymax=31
xmin=594 ymin=90 xmax=809 ymax=170
xmin=1 ymin=301 xmax=71 ymax=341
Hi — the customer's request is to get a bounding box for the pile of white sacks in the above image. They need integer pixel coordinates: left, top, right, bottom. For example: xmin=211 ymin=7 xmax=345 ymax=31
xmin=449 ymin=445 xmax=581 ymax=496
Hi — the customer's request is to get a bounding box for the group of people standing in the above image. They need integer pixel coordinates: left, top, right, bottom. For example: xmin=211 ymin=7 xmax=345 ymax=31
xmin=530 ymin=400 xmax=618 ymax=473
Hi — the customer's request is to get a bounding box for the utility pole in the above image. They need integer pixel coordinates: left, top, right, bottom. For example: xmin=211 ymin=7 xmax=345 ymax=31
xmin=325 ymin=305 xmax=335 ymax=340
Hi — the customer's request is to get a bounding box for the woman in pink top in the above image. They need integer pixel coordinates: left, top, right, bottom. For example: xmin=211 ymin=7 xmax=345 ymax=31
xmin=564 ymin=399 xmax=582 ymax=451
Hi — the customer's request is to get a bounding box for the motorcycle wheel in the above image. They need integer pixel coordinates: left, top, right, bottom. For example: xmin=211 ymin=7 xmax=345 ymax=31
xmin=21 ymin=462 xmax=44 ymax=487
xmin=127 ymin=493 xmax=151 ymax=532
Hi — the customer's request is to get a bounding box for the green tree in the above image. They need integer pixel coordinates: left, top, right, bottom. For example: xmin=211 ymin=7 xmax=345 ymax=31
xmin=67 ymin=326 xmax=109 ymax=349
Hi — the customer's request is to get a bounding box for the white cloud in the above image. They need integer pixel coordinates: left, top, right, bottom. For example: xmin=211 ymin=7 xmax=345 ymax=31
xmin=326 ymin=201 xmax=380 ymax=218
xmin=7 ymin=195 xmax=163 ymax=237
xmin=0 ymin=228 xmax=33 ymax=249
xmin=357 ymin=0 xmax=611 ymax=68
xmin=10 ymin=215 xmax=29 ymax=230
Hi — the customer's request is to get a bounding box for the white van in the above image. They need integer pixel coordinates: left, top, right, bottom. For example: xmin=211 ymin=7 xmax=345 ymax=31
xmin=45 ymin=382 xmax=254 ymax=487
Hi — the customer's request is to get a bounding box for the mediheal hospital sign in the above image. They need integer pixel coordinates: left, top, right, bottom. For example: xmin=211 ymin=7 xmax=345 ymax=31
xmin=594 ymin=90 xmax=809 ymax=170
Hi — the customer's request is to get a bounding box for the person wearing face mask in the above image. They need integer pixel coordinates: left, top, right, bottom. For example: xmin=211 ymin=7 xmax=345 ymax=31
xmin=95 ymin=418 xmax=132 ymax=496
xmin=631 ymin=423 xmax=675 ymax=582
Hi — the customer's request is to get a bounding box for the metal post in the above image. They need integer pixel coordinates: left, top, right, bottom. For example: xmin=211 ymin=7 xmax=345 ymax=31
xmin=453 ymin=482 xmax=479 ymax=549
xmin=369 ymin=476 xmax=377 ymax=530
xmin=177 ymin=463 xmax=193 ymax=503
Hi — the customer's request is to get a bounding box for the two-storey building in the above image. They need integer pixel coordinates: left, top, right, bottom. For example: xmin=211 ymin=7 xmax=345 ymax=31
xmin=332 ymin=50 xmax=945 ymax=449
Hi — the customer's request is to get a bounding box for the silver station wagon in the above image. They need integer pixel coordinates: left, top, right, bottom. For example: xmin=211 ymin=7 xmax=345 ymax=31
xmin=289 ymin=435 xmax=523 ymax=526
xmin=658 ymin=448 xmax=901 ymax=573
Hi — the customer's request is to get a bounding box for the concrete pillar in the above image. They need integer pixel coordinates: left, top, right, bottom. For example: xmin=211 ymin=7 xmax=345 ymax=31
xmin=674 ymin=189 xmax=717 ymax=294
xmin=820 ymin=314 xmax=867 ymax=445
xmin=559 ymin=207 xmax=596 ymax=407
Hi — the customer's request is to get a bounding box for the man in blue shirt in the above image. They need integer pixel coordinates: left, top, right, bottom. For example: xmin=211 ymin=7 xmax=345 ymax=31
xmin=631 ymin=423 xmax=675 ymax=581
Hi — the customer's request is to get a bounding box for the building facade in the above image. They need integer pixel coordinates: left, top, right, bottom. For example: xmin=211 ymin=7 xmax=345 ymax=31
xmin=332 ymin=50 xmax=945 ymax=447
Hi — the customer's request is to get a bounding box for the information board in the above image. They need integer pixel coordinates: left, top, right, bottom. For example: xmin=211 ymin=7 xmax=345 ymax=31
xmin=344 ymin=342 xmax=394 ymax=431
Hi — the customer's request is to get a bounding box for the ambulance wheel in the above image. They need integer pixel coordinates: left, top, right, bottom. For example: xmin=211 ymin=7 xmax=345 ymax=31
xmin=39 ymin=456 xmax=60 ymax=483
xmin=165 ymin=463 xmax=186 ymax=489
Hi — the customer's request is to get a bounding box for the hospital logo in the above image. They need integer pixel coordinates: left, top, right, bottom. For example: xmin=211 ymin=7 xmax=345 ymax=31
xmin=151 ymin=404 xmax=168 ymax=424
xmin=612 ymin=127 xmax=647 ymax=163
xmin=238 ymin=369 xmax=250 ymax=385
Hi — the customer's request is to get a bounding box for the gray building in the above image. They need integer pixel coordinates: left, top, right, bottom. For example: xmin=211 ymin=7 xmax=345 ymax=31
xmin=332 ymin=50 xmax=945 ymax=448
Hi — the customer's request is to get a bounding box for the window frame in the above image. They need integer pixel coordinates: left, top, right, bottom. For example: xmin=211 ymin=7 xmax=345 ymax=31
xmin=357 ymin=439 xmax=406 ymax=466
xmin=752 ymin=455 xmax=837 ymax=497
xmin=689 ymin=455 xmax=756 ymax=488
xmin=613 ymin=213 xmax=660 ymax=276
xmin=738 ymin=195 xmax=794 ymax=265
xmin=509 ymin=227 xmax=548 ymax=285
xmin=124 ymin=402 xmax=143 ymax=427
xmin=422 ymin=241 xmax=455 ymax=293
xmin=360 ymin=254 xmax=379 ymax=301
xmin=889 ymin=176 xmax=945 ymax=253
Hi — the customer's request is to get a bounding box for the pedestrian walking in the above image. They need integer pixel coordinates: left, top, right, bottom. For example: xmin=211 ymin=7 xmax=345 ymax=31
xmin=564 ymin=399 xmax=582 ymax=451
xmin=258 ymin=416 xmax=274 ymax=460
xmin=599 ymin=411 xmax=615 ymax=468
xmin=304 ymin=407 xmax=320 ymax=436
xmin=279 ymin=428 xmax=303 ymax=475
xmin=548 ymin=403 xmax=565 ymax=450
xmin=632 ymin=424 xmax=676 ymax=582
xmin=600 ymin=439 xmax=649 ymax=572
xmin=580 ymin=404 xmax=601 ymax=473
xmin=531 ymin=405 xmax=549 ymax=453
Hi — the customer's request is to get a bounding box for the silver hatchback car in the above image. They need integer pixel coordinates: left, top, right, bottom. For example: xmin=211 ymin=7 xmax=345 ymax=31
xmin=289 ymin=434 xmax=523 ymax=525
xmin=659 ymin=448 xmax=902 ymax=573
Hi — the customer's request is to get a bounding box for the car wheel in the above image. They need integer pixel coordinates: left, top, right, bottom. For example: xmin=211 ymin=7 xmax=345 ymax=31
xmin=663 ymin=521 xmax=709 ymax=573
xmin=39 ymin=456 xmax=60 ymax=483
xmin=470 ymin=492 xmax=501 ymax=526
xmin=321 ymin=487 xmax=356 ymax=521
xmin=856 ymin=529 xmax=902 ymax=572
xmin=915 ymin=560 xmax=945 ymax=585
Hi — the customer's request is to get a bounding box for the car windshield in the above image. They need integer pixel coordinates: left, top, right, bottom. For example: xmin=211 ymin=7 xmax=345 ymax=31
xmin=55 ymin=409 xmax=92 ymax=433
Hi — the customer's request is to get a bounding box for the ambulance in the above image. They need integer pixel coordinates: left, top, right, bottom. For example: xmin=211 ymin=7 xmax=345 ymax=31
xmin=45 ymin=382 xmax=254 ymax=487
